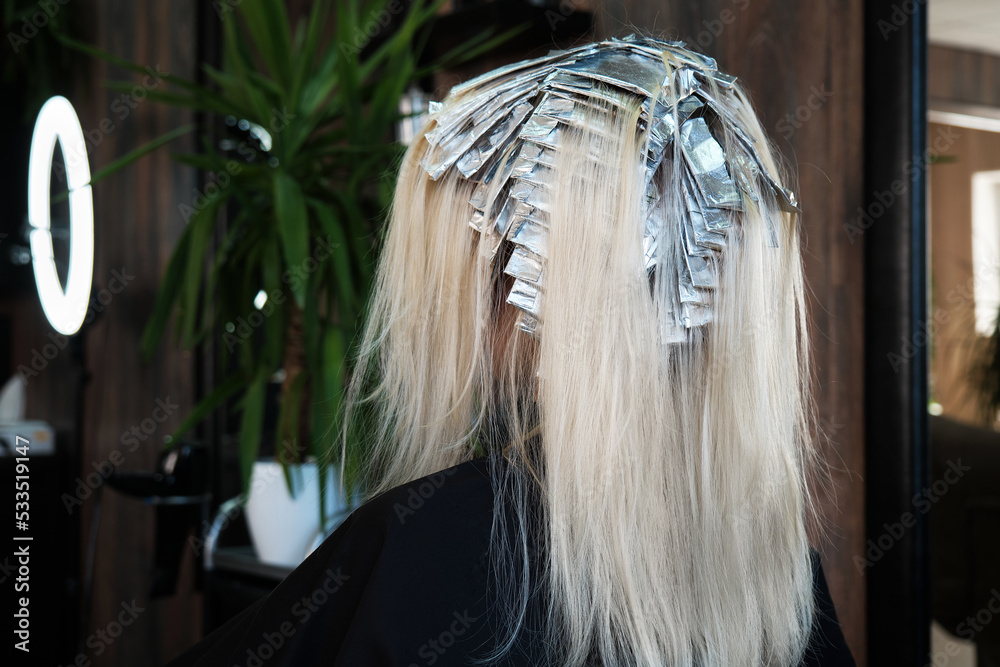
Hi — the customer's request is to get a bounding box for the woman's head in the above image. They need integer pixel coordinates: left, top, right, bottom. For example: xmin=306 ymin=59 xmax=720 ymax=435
xmin=339 ymin=35 xmax=820 ymax=666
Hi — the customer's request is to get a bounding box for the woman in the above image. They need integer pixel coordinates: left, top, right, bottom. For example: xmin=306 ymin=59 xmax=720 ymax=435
xmin=164 ymin=35 xmax=855 ymax=666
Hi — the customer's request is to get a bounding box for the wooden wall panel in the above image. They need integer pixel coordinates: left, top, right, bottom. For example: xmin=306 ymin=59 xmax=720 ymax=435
xmin=929 ymin=44 xmax=1000 ymax=109
xmin=592 ymin=1 xmax=867 ymax=662
xmin=74 ymin=2 xmax=200 ymax=665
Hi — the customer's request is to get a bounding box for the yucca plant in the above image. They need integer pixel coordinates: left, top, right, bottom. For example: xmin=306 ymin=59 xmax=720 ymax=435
xmin=64 ymin=0 xmax=517 ymax=524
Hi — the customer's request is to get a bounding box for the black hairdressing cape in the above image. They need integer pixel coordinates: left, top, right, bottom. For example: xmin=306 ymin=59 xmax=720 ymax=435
xmin=161 ymin=456 xmax=856 ymax=667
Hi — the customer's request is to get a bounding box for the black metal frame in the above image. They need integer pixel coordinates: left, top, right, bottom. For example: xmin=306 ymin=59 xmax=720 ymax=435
xmin=863 ymin=0 xmax=930 ymax=663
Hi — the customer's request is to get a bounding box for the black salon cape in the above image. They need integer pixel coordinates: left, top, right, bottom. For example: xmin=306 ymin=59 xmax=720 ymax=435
xmin=162 ymin=457 xmax=856 ymax=667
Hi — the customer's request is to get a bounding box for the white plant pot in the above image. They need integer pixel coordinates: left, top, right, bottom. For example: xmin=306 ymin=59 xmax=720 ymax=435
xmin=244 ymin=459 xmax=351 ymax=568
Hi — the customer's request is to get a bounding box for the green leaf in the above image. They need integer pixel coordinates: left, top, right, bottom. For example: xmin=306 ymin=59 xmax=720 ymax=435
xmin=356 ymin=0 xmax=444 ymax=81
xmin=238 ymin=374 xmax=268 ymax=495
xmin=236 ymin=244 xmax=263 ymax=372
xmin=276 ymin=371 xmax=307 ymax=468
xmin=261 ymin=241 xmax=286 ymax=371
xmin=221 ymin=17 xmax=274 ymax=126
xmin=289 ymin=1 xmax=329 ymax=111
xmin=309 ymin=198 xmax=358 ymax=318
xmin=50 ymin=125 xmax=196 ymax=204
xmin=302 ymin=261 xmax=322 ymax=376
xmin=308 ymin=326 xmax=345 ymax=464
xmin=237 ymin=0 xmax=293 ymax=87
xmin=321 ymin=326 xmax=347 ymax=438
xmin=104 ymin=82 xmax=233 ymax=116
xmin=300 ymin=44 xmax=341 ymax=120
xmin=203 ymin=209 xmax=250 ymax=336
xmin=172 ymin=151 xmax=233 ymax=173
xmin=180 ymin=191 xmax=227 ymax=346
xmin=165 ymin=372 xmax=247 ymax=445
xmin=333 ymin=1 xmax=363 ymax=136
xmin=273 ymin=171 xmax=310 ymax=307
xmin=57 ymin=34 xmax=209 ymax=96
xmin=140 ymin=220 xmax=193 ymax=359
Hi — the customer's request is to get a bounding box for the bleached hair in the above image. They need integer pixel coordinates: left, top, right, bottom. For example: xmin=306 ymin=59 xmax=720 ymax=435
xmin=335 ymin=62 xmax=823 ymax=667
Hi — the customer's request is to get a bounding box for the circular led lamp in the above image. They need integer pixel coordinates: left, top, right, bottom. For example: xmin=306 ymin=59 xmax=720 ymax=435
xmin=28 ymin=96 xmax=94 ymax=336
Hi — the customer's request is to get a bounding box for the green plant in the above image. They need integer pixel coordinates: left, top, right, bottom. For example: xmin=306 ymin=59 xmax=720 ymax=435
xmin=63 ymin=0 xmax=518 ymax=523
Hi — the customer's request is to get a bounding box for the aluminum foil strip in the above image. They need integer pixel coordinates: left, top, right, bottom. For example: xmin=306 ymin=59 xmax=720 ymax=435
xmin=674 ymin=68 xmax=698 ymax=100
xmin=616 ymin=40 xmax=700 ymax=67
xmin=549 ymin=88 xmax=640 ymax=127
xmin=679 ymin=116 xmax=743 ymax=210
xmin=456 ymin=101 xmax=536 ymax=178
xmin=556 ymin=50 xmax=669 ymax=98
xmin=676 ymin=96 xmax=704 ymax=123
xmin=425 ymin=75 xmax=534 ymax=146
xmin=519 ymin=115 xmax=562 ymax=149
xmin=658 ymin=276 xmax=688 ymax=344
xmin=490 ymin=196 xmax=519 ymax=247
xmin=508 ymin=156 xmax=551 ymax=188
xmin=546 ymin=77 xmax=636 ymax=112
xmin=479 ymin=193 xmax=524 ymax=260
xmin=644 ymin=178 xmax=661 ymax=214
xmin=720 ymin=122 xmax=802 ymax=213
xmin=469 ymin=144 xmax=520 ymax=211
xmin=685 ymin=250 xmax=716 ymax=289
xmin=507 ymin=277 xmax=541 ymax=318
xmin=535 ymin=93 xmax=576 ymax=120
xmin=679 ymin=207 xmax=715 ymax=258
xmin=677 ymin=259 xmax=701 ymax=304
xmin=643 ymin=233 xmax=658 ymax=271
xmin=416 ymin=34 xmax=799 ymax=340
xmin=688 ymin=203 xmax=729 ymax=248
xmin=511 ymin=179 xmax=553 ymax=212
xmin=691 ymin=87 xmax=758 ymax=148
xmin=504 ymin=245 xmax=544 ymax=284
xmin=691 ymin=67 xmax=738 ymax=92
xmin=732 ymin=152 xmax=761 ymax=202
xmin=681 ymin=301 xmax=712 ymax=328
xmin=643 ymin=112 xmax=673 ymax=182
xmin=516 ymin=310 xmax=539 ymax=335
xmin=509 ymin=216 xmax=549 ymax=258
xmin=507 ymin=200 xmax=542 ymax=238
xmin=681 ymin=169 xmax=727 ymax=249
xmin=727 ymin=128 xmax=801 ymax=213
xmin=653 ymin=41 xmax=719 ymax=72
xmin=519 ymin=140 xmax=555 ymax=166
xmin=423 ymin=79 xmax=539 ymax=178
xmin=427 ymin=72 xmax=549 ymax=154
xmin=535 ymin=100 xmax=621 ymax=138
xmin=511 ymin=145 xmax=556 ymax=178
xmin=509 ymin=178 xmax=540 ymax=203
xmin=467 ymin=141 xmax=555 ymax=236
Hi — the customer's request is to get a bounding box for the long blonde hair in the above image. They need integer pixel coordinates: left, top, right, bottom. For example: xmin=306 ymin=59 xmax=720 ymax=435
xmin=336 ymin=47 xmax=821 ymax=667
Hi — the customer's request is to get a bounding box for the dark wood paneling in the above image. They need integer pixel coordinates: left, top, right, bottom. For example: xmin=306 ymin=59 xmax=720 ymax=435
xmin=929 ymin=44 xmax=1000 ymax=109
xmin=593 ymin=1 xmax=867 ymax=662
xmin=74 ymin=2 xmax=200 ymax=665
